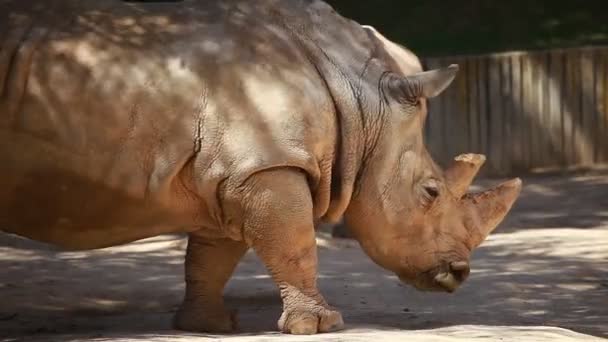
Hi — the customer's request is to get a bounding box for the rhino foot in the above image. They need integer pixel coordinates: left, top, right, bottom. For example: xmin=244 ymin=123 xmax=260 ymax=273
xmin=173 ymin=304 xmax=237 ymax=333
xmin=278 ymin=305 xmax=344 ymax=335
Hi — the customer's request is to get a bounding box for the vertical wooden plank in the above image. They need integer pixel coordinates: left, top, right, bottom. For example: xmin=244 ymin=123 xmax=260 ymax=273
xmin=425 ymin=58 xmax=445 ymax=163
xmin=601 ymin=49 xmax=608 ymax=163
xmin=604 ymin=48 xmax=608 ymax=164
xmin=422 ymin=58 xmax=431 ymax=139
xmin=548 ymin=50 xmax=565 ymax=167
xmin=440 ymin=57 xmax=454 ymax=164
xmin=510 ymin=54 xmax=524 ymax=170
xmin=581 ymin=49 xmax=596 ymax=166
xmin=500 ymin=55 xmax=513 ymax=173
xmin=437 ymin=57 xmax=454 ymax=166
xmin=454 ymin=56 xmax=470 ymax=156
xmin=442 ymin=57 xmax=457 ymax=166
xmin=521 ymin=53 xmax=534 ymax=170
xmin=527 ymin=53 xmax=539 ymax=169
xmin=437 ymin=57 xmax=450 ymax=166
xmin=467 ymin=58 xmax=480 ymax=154
xmin=488 ymin=56 xmax=503 ymax=175
xmin=593 ymin=50 xmax=603 ymax=163
xmin=541 ymin=52 xmax=555 ymax=167
xmin=422 ymin=58 xmax=431 ymax=145
xmin=530 ymin=52 xmax=547 ymax=168
xmin=564 ymin=50 xmax=580 ymax=166
xmin=531 ymin=52 xmax=546 ymax=168
xmin=541 ymin=53 xmax=551 ymax=167
xmin=590 ymin=51 xmax=598 ymax=163
xmin=477 ymin=56 xmax=489 ymax=174
xmin=534 ymin=52 xmax=546 ymax=166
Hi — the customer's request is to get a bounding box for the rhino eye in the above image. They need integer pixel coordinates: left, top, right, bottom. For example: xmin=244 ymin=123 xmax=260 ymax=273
xmin=424 ymin=184 xmax=439 ymax=198
xmin=419 ymin=179 xmax=440 ymax=205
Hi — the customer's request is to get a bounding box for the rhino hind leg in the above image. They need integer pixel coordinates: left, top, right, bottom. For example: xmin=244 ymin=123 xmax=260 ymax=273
xmin=225 ymin=168 xmax=344 ymax=335
xmin=173 ymin=235 xmax=248 ymax=333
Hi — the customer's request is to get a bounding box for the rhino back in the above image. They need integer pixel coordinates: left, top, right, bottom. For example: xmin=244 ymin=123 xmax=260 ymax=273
xmin=0 ymin=0 xmax=342 ymax=248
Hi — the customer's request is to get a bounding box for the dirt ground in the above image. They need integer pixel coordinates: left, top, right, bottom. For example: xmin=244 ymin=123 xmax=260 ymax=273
xmin=1 ymin=173 xmax=607 ymax=342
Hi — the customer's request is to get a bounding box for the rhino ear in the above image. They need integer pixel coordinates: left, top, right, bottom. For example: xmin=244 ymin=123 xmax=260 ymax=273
xmin=405 ymin=64 xmax=459 ymax=99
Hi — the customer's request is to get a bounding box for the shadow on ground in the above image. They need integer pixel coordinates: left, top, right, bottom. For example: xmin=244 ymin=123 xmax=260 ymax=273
xmin=1 ymin=175 xmax=607 ymax=341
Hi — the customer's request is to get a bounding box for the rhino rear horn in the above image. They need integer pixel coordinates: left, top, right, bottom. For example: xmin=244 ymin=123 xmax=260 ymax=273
xmin=445 ymin=154 xmax=486 ymax=199
xmin=405 ymin=64 xmax=459 ymax=98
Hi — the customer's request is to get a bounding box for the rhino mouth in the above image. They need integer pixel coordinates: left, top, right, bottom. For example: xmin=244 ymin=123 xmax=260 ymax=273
xmin=399 ymin=261 xmax=470 ymax=293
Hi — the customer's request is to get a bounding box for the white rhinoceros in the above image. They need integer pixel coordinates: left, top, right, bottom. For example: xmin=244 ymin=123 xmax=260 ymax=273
xmin=0 ymin=0 xmax=521 ymax=335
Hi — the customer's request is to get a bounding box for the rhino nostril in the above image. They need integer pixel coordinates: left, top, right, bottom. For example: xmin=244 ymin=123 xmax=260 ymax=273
xmin=449 ymin=261 xmax=470 ymax=281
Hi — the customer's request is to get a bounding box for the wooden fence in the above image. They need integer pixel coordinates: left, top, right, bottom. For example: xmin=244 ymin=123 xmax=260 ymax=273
xmin=422 ymin=46 xmax=608 ymax=177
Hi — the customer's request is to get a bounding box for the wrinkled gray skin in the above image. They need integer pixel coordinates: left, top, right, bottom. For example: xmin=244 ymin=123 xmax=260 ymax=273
xmin=0 ymin=0 xmax=522 ymax=335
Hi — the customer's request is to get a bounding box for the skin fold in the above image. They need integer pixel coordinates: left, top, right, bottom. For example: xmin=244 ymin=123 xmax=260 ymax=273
xmin=0 ymin=0 xmax=522 ymax=335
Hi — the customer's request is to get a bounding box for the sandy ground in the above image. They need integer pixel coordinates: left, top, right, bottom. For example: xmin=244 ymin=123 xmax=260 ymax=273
xmin=1 ymin=173 xmax=607 ymax=342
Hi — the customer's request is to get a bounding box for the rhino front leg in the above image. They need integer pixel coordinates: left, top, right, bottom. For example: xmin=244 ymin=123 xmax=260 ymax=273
xmin=173 ymin=236 xmax=248 ymax=333
xmin=226 ymin=168 xmax=344 ymax=335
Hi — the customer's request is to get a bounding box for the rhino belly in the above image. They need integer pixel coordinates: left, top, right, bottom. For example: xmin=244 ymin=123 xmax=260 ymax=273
xmin=0 ymin=132 xmax=199 ymax=250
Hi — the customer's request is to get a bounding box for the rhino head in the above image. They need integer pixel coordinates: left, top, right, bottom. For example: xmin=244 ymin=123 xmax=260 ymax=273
xmin=343 ymin=64 xmax=522 ymax=293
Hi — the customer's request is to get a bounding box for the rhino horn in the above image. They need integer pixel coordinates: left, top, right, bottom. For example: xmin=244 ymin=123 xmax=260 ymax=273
xmin=405 ymin=64 xmax=459 ymax=98
xmin=464 ymin=178 xmax=523 ymax=240
xmin=445 ymin=154 xmax=486 ymax=199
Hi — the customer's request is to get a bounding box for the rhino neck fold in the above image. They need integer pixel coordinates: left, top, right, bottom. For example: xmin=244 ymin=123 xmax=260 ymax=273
xmin=291 ymin=29 xmax=386 ymax=223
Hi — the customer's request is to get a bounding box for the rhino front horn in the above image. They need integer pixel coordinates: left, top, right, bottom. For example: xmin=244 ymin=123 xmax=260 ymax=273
xmin=464 ymin=178 xmax=523 ymax=240
xmin=445 ymin=153 xmax=486 ymax=199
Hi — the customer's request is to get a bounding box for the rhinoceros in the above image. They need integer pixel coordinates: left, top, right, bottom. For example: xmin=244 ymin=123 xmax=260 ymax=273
xmin=0 ymin=0 xmax=522 ymax=335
